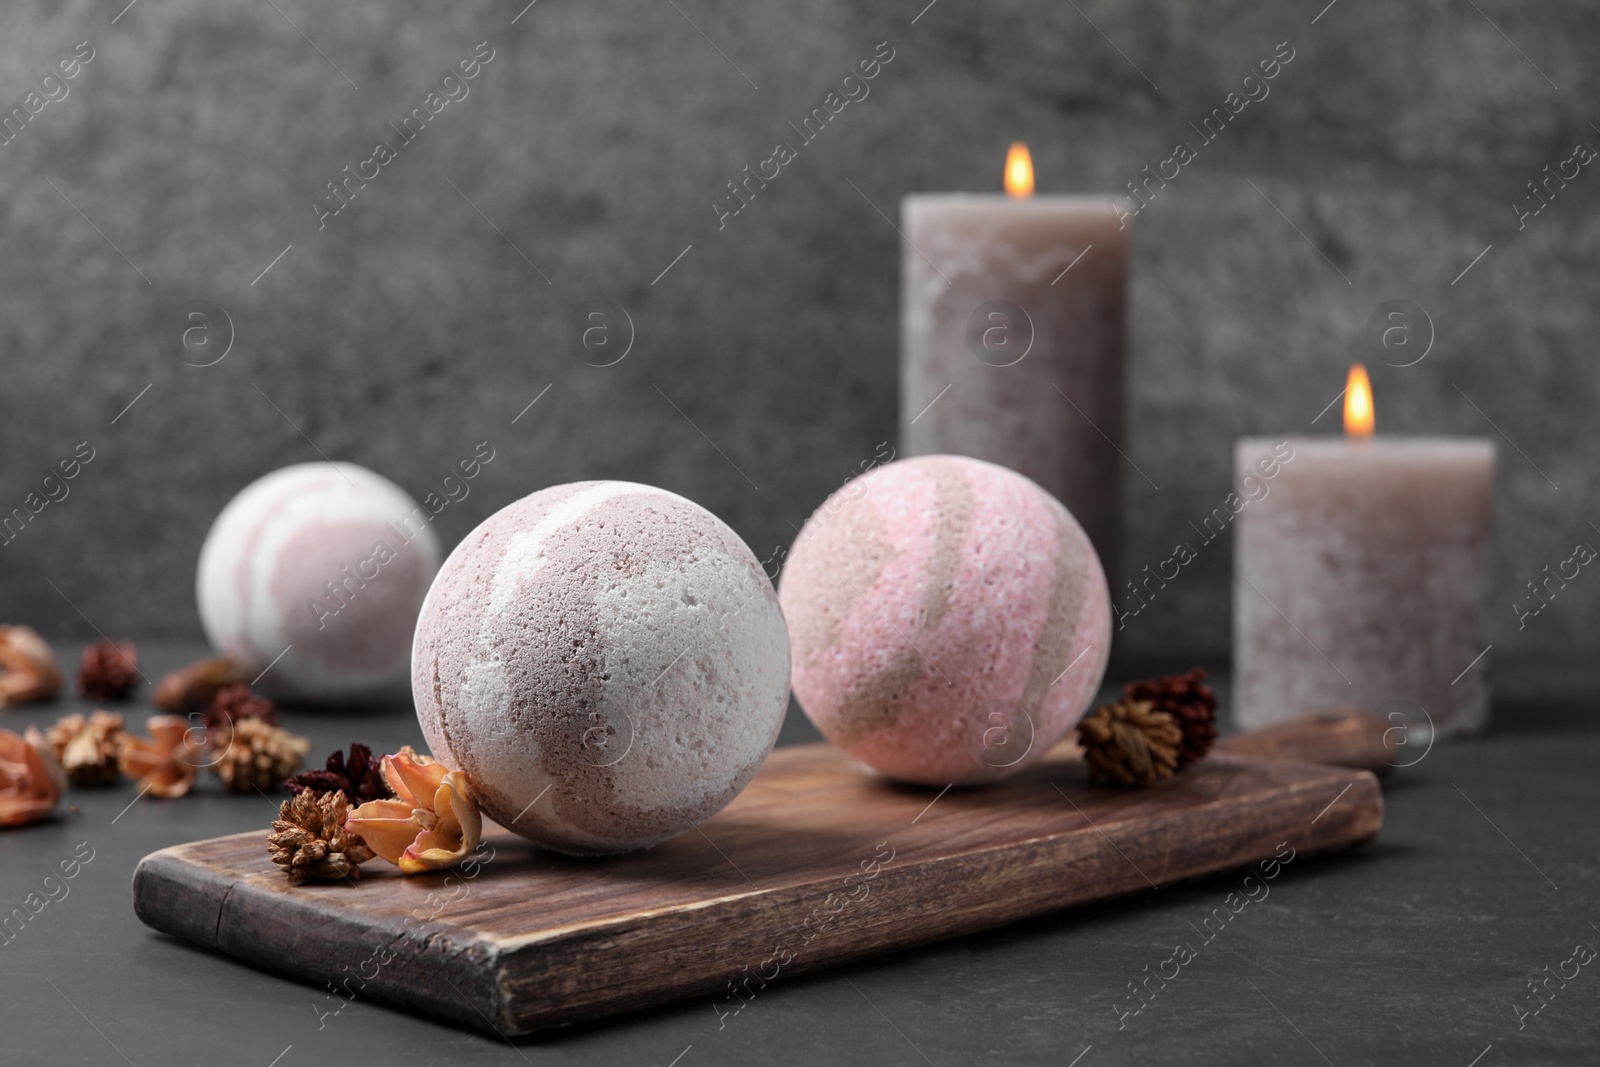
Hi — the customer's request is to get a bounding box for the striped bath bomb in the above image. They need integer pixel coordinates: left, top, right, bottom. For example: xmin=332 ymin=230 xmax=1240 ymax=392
xmin=412 ymin=482 xmax=790 ymax=855
xmin=197 ymin=463 xmax=442 ymax=702
xmin=780 ymin=455 xmax=1111 ymax=785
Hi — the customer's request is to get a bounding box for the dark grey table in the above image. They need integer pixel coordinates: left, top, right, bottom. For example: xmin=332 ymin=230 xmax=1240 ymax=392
xmin=2 ymin=642 xmax=1595 ymax=1066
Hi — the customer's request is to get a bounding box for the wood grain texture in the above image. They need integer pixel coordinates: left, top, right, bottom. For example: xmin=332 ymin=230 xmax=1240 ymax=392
xmin=132 ymin=740 xmax=1382 ymax=1035
xmin=1216 ymin=708 xmax=1398 ymax=773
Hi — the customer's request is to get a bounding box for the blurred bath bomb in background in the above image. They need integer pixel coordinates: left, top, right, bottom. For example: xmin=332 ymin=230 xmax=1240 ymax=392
xmin=413 ymin=482 xmax=790 ymax=855
xmin=780 ymin=455 xmax=1111 ymax=786
xmin=197 ymin=463 xmax=442 ymax=702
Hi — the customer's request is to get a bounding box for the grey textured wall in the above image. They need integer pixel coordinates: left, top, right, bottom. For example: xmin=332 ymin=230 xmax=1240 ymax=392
xmin=2 ymin=0 xmax=1595 ymax=670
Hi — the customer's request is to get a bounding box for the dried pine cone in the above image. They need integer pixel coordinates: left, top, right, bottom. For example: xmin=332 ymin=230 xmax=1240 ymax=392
xmin=267 ymin=790 xmax=375 ymax=884
xmin=211 ymin=718 xmax=310 ymax=794
xmin=200 ymin=683 xmax=279 ymax=742
xmin=45 ymin=711 xmax=126 ymax=786
xmin=77 ymin=640 xmax=139 ymax=701
xmin=1077 ymin=699 xmax=1183 ymax=788
xmin=1124 ymin=667 xmax=1218 ymax=769
xmin=286 ymin=743 xmax=390 ymax=803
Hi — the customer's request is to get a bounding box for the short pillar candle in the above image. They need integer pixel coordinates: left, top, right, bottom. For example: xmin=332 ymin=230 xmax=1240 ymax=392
xmin=1232 ymin=375 xmax=1495 ymax=737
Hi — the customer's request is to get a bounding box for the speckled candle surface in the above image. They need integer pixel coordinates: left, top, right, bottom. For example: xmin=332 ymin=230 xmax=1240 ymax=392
xmin=780 ymin=455 xmax=1111 ymax=786
xmin=901 ymin=195 xmax=1128 ymax=572
xmin=1233 ymin=437 xmax=1495 ymax=737
xmin=412 ymin=481 xmax=790 ymax=855
xmin=197 ymin=463 xmax=441 ymax=702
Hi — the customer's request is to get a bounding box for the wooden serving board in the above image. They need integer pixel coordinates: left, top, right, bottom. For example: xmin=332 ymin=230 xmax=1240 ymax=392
xmin=133 ymin=741 xmax=1381 ymax=1035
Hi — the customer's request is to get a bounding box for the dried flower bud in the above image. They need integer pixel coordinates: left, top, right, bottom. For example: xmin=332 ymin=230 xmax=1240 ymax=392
xmin=77 ymin=640 xmax=140 ymax=702
xmin=286 ymin=742 xmax=390 ymax=803
xmin=1123 ymin=667 xmax=1218 ymax=769
xmin=199 ymin=683 xmax=278 ymax=743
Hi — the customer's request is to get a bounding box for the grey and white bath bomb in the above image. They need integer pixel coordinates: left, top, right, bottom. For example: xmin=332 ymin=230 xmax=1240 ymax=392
xmin=197 ymin=462 xmax=441 ymax=702
xmin=412 ymin=481 xmax=790 ymax=855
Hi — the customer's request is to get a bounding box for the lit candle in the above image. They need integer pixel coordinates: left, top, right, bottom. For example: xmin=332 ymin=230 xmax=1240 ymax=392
xmin=1233 ymin=365 xmax=1496 ymax=738
xmin=901 ymin=143 xmax=1129 ymax=571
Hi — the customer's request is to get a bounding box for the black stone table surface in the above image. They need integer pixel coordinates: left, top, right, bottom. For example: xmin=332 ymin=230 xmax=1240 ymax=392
xmin=2 ymin=642 xmax=1596 ymax=1066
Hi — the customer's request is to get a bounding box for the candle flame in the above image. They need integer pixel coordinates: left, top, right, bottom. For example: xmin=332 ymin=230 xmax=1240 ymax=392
xmin=1004 ymin=142 xmax=1034 ymax=198
xmin=1344 ymin=363 xmax=1375 ymax=437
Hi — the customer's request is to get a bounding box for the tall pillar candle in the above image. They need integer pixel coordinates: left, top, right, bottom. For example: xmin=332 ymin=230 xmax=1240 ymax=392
xmin=900 ymin=145 xmax=1129 ymax=571
xmin=1233 ymin=370 xmax=1495 ymax=737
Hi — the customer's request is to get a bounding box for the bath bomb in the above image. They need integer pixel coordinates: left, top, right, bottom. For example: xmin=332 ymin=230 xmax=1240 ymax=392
xmin=780 ymin=455 xmax=1111 ymax=785
xmin=197 ymin=463 xmax=442 ymax=702
xmin=412 ymin=481 xmax=790 ymax=855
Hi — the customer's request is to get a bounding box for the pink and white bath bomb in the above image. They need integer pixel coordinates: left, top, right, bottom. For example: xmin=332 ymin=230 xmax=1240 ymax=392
xmin=197 ymin=463 xmax=442 ymax=702
xmin=412 ymin=481 xmax=790 ymax=855
xmin=780 ymin=455 xmax=1111 ymax=785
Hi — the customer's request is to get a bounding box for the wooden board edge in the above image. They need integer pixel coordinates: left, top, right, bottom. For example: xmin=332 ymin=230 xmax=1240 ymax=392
xmin=134 ymin=843 xmax=506 ymax=1033
xmin=487 ymin=766 xmax=1384 ymax=1034
xmin=130 ymin=764 xmax=1385 ymax=1037
xmin=132 ymin=849 xmax=226 ymax=951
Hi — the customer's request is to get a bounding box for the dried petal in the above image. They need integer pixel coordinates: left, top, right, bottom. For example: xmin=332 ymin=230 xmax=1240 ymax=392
xmin=380 ymin=748 xmax=446 ymax=810
xmin=348 ymin=752 xmax=481 ymax=874
xmin=344 ymin=798 xmax=423 ymax=864
xmin=0 ymin=726 xmax=65 ymax=827
xmin=118 ymin=714 xmax=203 ymax=799
xmin=401 ymin=771 xmax=482 ymax=873
xmin=0 ymin=627 xmax=63 ymax=707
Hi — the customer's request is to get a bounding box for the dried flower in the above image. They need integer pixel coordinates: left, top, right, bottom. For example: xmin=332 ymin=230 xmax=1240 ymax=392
xmin=46 ymin=711 xmax=126 ymax=787
xmin=0 ymin=727 xmax=66 ymax=826
xmin=286 ymin=743 xmax=390 ymax=803
xmin=0 ymin=626 xmax=63 ymax=707
xmin=1124 ymin=667 xmax=1218 ymax=769
xmin=77 ymin=640 xmax=140 ymax=702
xmin=210 ymin=719 xmax=310 ymax=794
xmin=152 ymin=655 xmax=250 ymax=715
xmin=118 ymin=715 xmax=205 ymax=798
xmin=199 ymin=683 xmax=278 ymax=742
xmin=345 ymin=748 xmax=481 ymax=874
xmin=268 ymin=790 xmax=375 ymax=884
xmin=1076 ymin=699 xmax=1183 ymax=788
